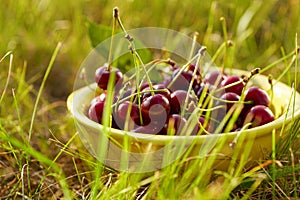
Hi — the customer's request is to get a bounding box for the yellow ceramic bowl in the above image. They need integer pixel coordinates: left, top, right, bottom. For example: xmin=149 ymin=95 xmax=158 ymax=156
xmin=67 ymin=69 xmax=300 ymax=172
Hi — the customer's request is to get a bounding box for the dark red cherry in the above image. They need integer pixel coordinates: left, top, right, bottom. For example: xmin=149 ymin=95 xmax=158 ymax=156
xmin=140 ymin=82 xmax=151 ymax=91
xmin=213 ymin=92 xmax=242 ymax=132
xmin=188 ymin=63 xmax=201 ymax=76
xmin=244 ymin=86 xmax=270 ymax=107
xmin=169 ymin=69 xmax=195 ymax=91
xmin=165 ymin=114 xmax=187 ymax=135
xmin=91 ymin=93 xmax=118 ymax=105
xmin=219 ymin=92 xmax=240 ymax=112
xmin=94 ymin=65 xmax=124 ymax=91
xmin=203 ymin=70 xmax=227 ymax=87
xmin=141 ymin=94 xmax=170 ymax=125
xmin=88 ymin=101 xmax=105 ymax=123
xmin=195 ymin=83 xmax=210 ymax=101
xmin=243 ymin=105 xmax=274 ymax=128
xmin=192 ymin=116 xmax=210 ymax=135
xmin=221 ymin=75 xmax=245 ymax=95
xmin=162 ymin=77 xmax=171 ymax=87
xmin=120 ymin=88 xmax=135 ymax=101
xmin=90 ymin=93 xmax=106 ymax=105
xmin=170 ymin=90 xmax=196 ymax=114
xmin=115 ymin=101 xmax=141 ymax=129
xmin=141 ymin=84 xmax=171 ymax=102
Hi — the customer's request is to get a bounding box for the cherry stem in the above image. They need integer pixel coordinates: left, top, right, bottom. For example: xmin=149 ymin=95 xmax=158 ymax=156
xmin=167 ymin=53 xmax=199 ymax=89
xmin=131 ymin=52 xmax=144 ymax=124
xmin=139 ymin=59 xmax=175 ymax=83
xmin=208 ymin=42 xmax=226 ymax=67
xmin=215 ymin=79 xmax=244 ymax=93
xmin=181 ymin=47 xmax=206 ymax=117
xmin=107 ymin=7 xmax=118 ymax=70
xmin=114 ymin=7 xmax=155 ymax=97
xmin=112 ymin=89 xmax=169 ymax=107
xmin=210 ymin=95 xmax=252 ymax=105
xmin=126 ymin=58 xmax=175 ymax=83
xmin=229 ymin=123 xmax=252 ymax=148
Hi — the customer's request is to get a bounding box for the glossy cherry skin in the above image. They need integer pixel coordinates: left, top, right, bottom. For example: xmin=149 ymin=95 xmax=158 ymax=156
xmin=188 ymin=63 xmax=201 ymax=76
xmin=91 ymin=93 xmax=118 ymax=105
xmin=192 ymin=116 xmax=210 ymax=135
xmin=195 ymin=83 xmax=210 ymax=101
xmin=243 ymin=105 xmax=274 ymax=128
xmin=94 ymin=65 xmax=124 ymax=91
xmin=140 ymin=82 xmax=151 ymax=91
xmin=160 ymin=114 xmax=187 ymax=135
xmin=221 ymin=75 xmax=245 ymax=95
xmin=244 ymin=86 xmax=270 ymax=107
xmin=141 ymin=84 xmax=171 ymax=102
xmin=203 ymin=70 xmax=227 ymax=87
xmin=169 ymin=69 xmax=195 ymax=91
xmin=219 ymin=92 xmax=240 ymax=112
xmin=141 ymin=94 xmax=170 ymax=126
xmin=115 ymin=101 xmax=141 ymax=129
xmin=88 ymin=101 xmax=105 ymax=123
xmin=90 ymin=93 xmax=107 ymax=105
xmin=170 ymin=90 xmax=195 ymax=114
xmin=119 ymin=88 xmax=135 ymax=101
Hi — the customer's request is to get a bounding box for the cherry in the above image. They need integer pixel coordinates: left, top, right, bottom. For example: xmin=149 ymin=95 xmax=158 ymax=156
xmin=94 ymin=65 xmax=124 ymax=91
xmin=192 ymin=116 xmax=210 ymax=135
xmin=141 ymin=84 xmax=171 ymax=102
xmin=115 ymin=101 xmax=141 ymax=129
xmin=212 ymin=92 xmax=241 ymax=132
xmin=162 ymin=77 xmax=171 ymax=87
xmin=244 ymin=86 xmax=270 ymax=107
xmin=91 ymin=93 xmax=118 ymax=105
xmin=203 ymin=70 xmax=227 ymax=87
xmin=140 ymin=82 xmax=151 ymax=91
xmin=219 ymin=92 xmax=240 ymax=112
xmin=163 ymin=114 xmax=187 ymax=135
xmin=89 ymin=93 xmax=118 ymax=125
xmin=88 ymin=101 xmax=105 ymax=123
xmin=221 ymin=75 xmax=245 ymax=95
xmin=169 ymin=68 xmax=196 ymax=91
xmin=90 ymin=93 xmax=106 ymax=105
xmin=120 ymin=88 xmax=135 ymax=100
xmin=187 ymin=63 xmax=201 ymax=76
xmin=170 ymin=90 xmax=196 ymax=114
xmin=243 ymin=105 xmax=274 ymax=128
xmin=141 ymin=94 xmax=170 ymax=126
xmin=195 ymin=83 xmax=210 ymax=101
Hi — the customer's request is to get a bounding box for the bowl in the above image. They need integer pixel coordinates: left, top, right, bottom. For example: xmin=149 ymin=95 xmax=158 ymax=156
xmin=67 ymin=68 xmax=300 ymax=172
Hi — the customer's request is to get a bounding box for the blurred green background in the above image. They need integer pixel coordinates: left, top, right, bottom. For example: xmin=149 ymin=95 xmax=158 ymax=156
xmin=1 ymin=0 xmax=299 ymax=99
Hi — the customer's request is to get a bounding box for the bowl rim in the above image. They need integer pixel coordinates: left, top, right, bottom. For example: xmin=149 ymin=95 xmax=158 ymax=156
xmin=67 ymin=69 xmax=300 ymax=144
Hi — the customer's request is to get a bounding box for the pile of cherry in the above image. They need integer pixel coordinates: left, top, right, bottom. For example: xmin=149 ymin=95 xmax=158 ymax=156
xmin=88 ymin=63 xmax=275 ymax=135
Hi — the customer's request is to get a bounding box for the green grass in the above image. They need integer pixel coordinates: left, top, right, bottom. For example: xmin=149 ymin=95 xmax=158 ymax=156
xmin=0 ymin=0 xmax=299 ymax=199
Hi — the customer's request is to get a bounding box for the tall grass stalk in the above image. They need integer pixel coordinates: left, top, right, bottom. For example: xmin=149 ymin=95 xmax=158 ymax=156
xmin=0 ymin=52 xmax=13 ymax=103
xmin=28 ymin=42 xmax=62 ymax=141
